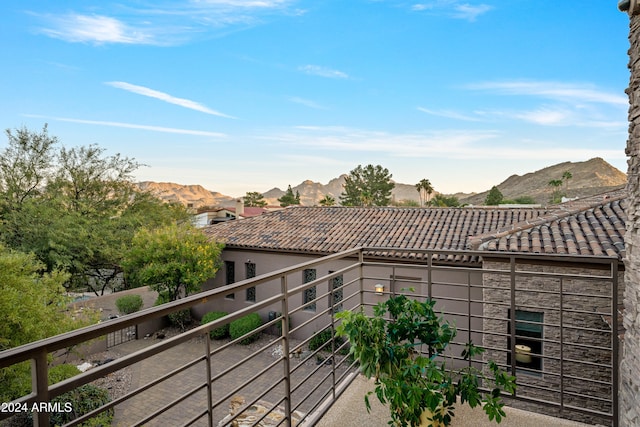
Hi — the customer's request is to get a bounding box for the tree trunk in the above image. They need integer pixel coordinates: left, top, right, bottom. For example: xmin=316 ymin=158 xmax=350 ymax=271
xmin=622 ymin=12 xmax=640 ymax=427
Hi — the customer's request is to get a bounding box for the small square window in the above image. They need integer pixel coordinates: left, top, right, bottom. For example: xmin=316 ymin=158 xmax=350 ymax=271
xmin=303 ymin=269 xmax=317 ymax=311
xmin=508 ymin=310 xmax=543 ymax=373
xmin=225 ymin=261 xmax=235 ymax=299
xmin=329 ymin=272 xmax=343 ymax=313
xmin=245 ymin=262 xmax=256 ymax=303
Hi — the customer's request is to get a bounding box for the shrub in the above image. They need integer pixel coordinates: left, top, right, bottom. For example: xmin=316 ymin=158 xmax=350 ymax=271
xmin=115 ymin=294 xmax=144 ymax=315
xmin=155 ymin=292 xmax=192 ymax=331
xmin=230 ymin=313 xmax=262 ymax=344
xmin=309 ymin=328 xmax=346 ymax=353
xmin=49 ymin=364 xmax=81 ymax=384
xmin=309 ymin=328 xmax=332 ymax=351
xmin=201 ymin=311 xmax=229 ymax=339
xmin=49 ymin=384 xmax=113 ymax=427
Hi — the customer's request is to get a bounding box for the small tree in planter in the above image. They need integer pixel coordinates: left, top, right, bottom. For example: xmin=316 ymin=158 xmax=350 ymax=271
xmin=336 ymin=295 xmax=516 ymax=427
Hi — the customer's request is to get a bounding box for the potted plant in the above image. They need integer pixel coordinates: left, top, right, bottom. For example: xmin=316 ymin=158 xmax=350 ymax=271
xmin=336 ymin=294 xmax=516 ymax=427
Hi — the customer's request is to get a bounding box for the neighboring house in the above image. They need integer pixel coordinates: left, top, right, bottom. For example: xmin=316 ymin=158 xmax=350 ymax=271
xmin=193 ymin=199 xmax=270 ymax=227
xmin=199 ymin=189 xmax=626 ymax=423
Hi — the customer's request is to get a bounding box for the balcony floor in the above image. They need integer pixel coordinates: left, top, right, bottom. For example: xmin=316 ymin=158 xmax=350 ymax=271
xmin=316 ymin=375 xmax=593 ymax=427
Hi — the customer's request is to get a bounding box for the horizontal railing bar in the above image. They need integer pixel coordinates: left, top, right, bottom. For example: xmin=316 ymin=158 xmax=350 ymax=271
xmin=133 ymin=382 xmax=208 ymax=427
xmin=291 ymin=367 xmax=336 ymax=414
xmin=221 ymin=371 xmax=287 ymax=427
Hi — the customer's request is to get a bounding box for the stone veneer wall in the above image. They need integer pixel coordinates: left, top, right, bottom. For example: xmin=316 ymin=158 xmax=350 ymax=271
xmin=622 ymin=12 xmax=640 ymax=427
xmin=482 ymin=260 xmax=623 ymax=425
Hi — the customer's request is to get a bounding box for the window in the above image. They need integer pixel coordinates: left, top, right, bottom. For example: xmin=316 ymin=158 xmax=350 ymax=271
xmin=303 ymin=269 xmax=316 ymax=311
xmin=245 ymin=262 xmax=256 ymax=303
xmin=329 ymin=271 xmax=343 ymax=313
xmin=508 ymin=310 xmax=543 ymax=373
xmin=225 ymin=261 xmax=235 ymax=299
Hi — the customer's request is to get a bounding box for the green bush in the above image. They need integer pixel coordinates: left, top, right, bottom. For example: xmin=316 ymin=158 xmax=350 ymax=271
xmin=49 ymin=364 xmax=81 ymax=384
xmin=201 ymin=311 xmax=229 ymax=339
xmin=115 ymin=294 xmax=143 ymax=315
xmin=155 ymin=292 xmax=192 ymax=331
xmin=309 ymin=328 xmax=347 ymax=353
xmin=309 ymin=328 xmax=333 ymax=351
xmin=49 ymin=384 xmax=113 ymax=427
xmin=230 ymin=313 xmax=262 ymax=344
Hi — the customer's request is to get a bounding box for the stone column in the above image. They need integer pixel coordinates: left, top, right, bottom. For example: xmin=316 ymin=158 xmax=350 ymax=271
xmin=622 ymin=8 xmax=640 ymax=427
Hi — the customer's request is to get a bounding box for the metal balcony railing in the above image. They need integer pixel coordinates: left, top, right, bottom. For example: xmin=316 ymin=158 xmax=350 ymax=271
xmin=0 ymin=248 xmax=620 ymax=426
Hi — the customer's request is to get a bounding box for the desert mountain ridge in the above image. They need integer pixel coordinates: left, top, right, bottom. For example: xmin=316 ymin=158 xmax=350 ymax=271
xmin=136 ymin=157 xmax=627 ymax=208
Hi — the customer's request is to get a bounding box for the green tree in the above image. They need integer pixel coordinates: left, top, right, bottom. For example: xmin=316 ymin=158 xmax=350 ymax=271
xmin=514 ymin=196 xmax=537 ymax=204
xmin=485 ymin=186 xmax=504 ymax=206
xmin=431 ymin=194 xmax=460 ymax=207
xmin=0 ymin=125 xmax=56 ymax=212
xmin=122 ymin=224 xmax=224 ymax=302
xmin=548 ymin=179 xmax=564 ymax=204
xmin=0 ymin=245 xmax=97 ymax=400
xmin=318 ymin=194 xmax=336 ymax=206
xmin=0 ymin=126 xmax=189 ymax=295
xmin=415 ymin=178 xmax=434 ymax=207
xmin=340 ymin=164 xmax=395 ymax=207
xmin=393 ymin=199 xmax=420 ymax=207
xmin=278 ymin=185 xmax=300 ymax=207
xmin=562 ymin=170 xmax=572 ymax=195
xmin=244 ymin=191 xmax=267 ymax=207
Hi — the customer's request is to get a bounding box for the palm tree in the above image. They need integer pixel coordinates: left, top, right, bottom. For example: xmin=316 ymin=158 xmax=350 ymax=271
xmin=416 ymin=179 xmax=434 ymax=207
xmin=318 ymin=194 xmax=336 ymax=206
xmin=548 ymin=179 xmax=563 ymax=204
xmin=562 ymin=171 xmax=572 ymax=195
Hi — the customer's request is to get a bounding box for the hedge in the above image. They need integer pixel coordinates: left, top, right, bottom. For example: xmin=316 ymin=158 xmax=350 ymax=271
xmin=201 ymin=311 xmax=230 ymax=339
xmin=230 ymin=313 xmax=262 ymax=344
xmin=115 ymin=294 xmax=144 ymax=315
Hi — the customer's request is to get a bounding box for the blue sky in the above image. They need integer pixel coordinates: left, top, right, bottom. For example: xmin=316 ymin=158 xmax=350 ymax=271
xmin=0 ymin=1 xmax=631 ymax=197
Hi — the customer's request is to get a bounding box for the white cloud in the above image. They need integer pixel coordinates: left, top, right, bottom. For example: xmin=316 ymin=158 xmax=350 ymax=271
xmin=263 ymin=125 xmax=625 ymax=161
xmin=38 ymin=14 xmax=156 ymax=45
xmin=417 ymin=107 xmax=481 ymax=122
xmin=288 ymin=96 xmax=327 ymax=110
xmin=31 ymin=1 xmax=298 ymax=45
xmin=467 ymin=80 xmax=628 ymax=106
xmin=24 ymin=115 xmax=226 ymax=137
xmin=410 ymin=1 xmax=492 ymax=21
xmin=298 ymin=65 xmax=349 ymax=79
xmin=105 ymin=82 xmax=236 ymax=119
xmin=192 ymin=0 xmax=290 ymax=7
xmin=452 ymin=4 xmax=492 ymax=21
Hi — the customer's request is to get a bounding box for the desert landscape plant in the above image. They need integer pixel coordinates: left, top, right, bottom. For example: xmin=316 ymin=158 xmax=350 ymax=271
xmin=337 ymin=295 xmax=516 ymax=427
xmin=115 ymin=294 xmax=143 ymax=315
xmin=201 ymin=311 xmax=230 ymax=339
xmin=230 ymin=313 xmax=262 ymax=344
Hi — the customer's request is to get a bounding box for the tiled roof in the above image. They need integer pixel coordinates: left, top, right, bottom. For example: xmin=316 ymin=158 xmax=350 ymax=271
xmin=470 ymin=190 xmax=627 ymax=259
xmin=203 ymin=206 xmax=549 ymax=257
xmin=203 ymin=189 xmax=627 ymax=261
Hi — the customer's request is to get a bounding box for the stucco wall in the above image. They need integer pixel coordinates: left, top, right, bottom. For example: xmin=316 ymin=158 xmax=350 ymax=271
xmin=196 ymin=249 xmax=484 ymax=344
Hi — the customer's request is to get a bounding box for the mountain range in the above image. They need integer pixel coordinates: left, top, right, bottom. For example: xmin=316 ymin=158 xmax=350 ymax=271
xmin=137 ymin=157 xmax=627 ymax=208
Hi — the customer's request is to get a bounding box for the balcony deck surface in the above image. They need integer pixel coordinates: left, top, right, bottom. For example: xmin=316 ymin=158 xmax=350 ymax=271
xmin=316 ymin=375 xmax=594 ymax=427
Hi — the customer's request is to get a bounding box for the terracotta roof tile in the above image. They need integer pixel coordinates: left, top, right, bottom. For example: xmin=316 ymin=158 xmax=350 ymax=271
xmin=203 ymin=189 xmax=627 ymax=261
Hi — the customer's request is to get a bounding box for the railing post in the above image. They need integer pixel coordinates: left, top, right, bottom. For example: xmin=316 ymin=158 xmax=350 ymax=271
xmin=559 ymin=277 xmax=564 ymax=416
xmin=612 ymin=260 xmax=619 ymax=427
xmin=467 ymin=270 xmax=472 ymax=368
xmin=427 ymin=251 xmax=433 ymax=299
xmin=204 ymin=333 xmax=213 ymax=427
xmin=509 ymin=256 xmax=517 ymax=380
xmin=32 ymin=349 xmax=49 ymax=427
xmin=280 ymin=274 xmax=292 ymax=426
xmin=358 ymin=249 xmax=364 ymax=309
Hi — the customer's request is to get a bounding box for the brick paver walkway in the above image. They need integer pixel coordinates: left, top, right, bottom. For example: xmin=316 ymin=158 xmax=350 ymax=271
xmin=111 ymin=332 xmax=347 ymax=426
